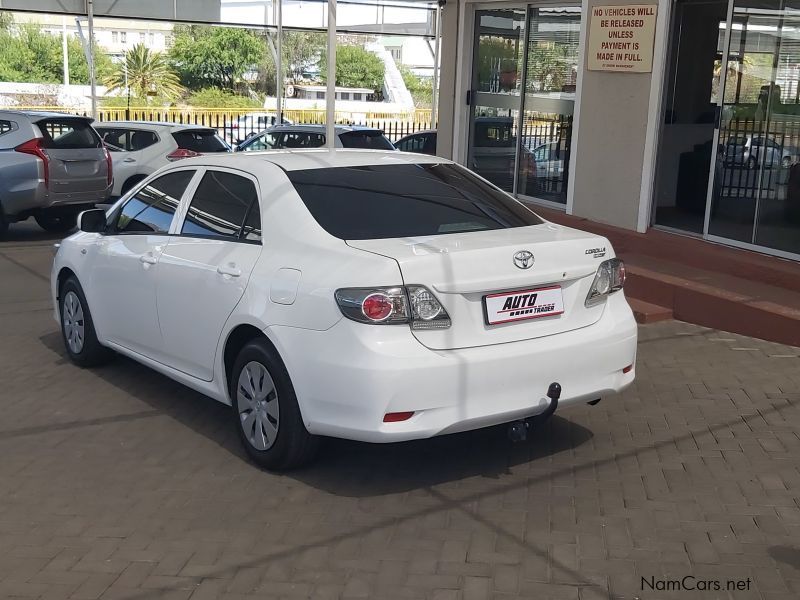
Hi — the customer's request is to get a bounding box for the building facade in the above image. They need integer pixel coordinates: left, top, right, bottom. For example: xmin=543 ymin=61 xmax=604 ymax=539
xmin=435 ymin=0 xmax=800 ymax=260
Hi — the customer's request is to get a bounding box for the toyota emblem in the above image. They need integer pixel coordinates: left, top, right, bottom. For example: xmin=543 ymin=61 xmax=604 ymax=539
xmin=513 ymin=250 xmax=534 ymax=270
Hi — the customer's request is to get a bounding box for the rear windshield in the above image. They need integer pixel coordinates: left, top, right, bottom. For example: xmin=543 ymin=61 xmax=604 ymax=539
xmin=172 ymin=130 xmax=229 ymax=152
xmin=287 ymin=163 xmax=543 ymax=240
xmin=37 ymin=119 xmax=102 ymax=149
xmin=339 ymin=131 xmax=395 ymax=150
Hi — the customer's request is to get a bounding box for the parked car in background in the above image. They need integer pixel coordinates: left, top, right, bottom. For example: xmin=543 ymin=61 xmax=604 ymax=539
xmin=52 ymin=150 xmax=636 ymax=470
xmin=722 ymin=134 xmax=798 ymax=169
xmin=0 ymin=110 xmax=111 ymax=235
xmin=529 ymin=141 xmax=566 ymax=179
xmin=225 ymin=112 xmax=294 ymax=145
xmin=96 ymin=122 xmax=230 ymax=197
xmin=395 ymin=130 xmax=437 ymax=155
xmin=236 ymin=124 xmax=395 ymax=152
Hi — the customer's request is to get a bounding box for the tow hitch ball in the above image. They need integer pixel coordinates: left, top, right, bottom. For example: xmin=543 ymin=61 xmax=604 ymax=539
xmin=508 ymin=382 xmax=561 ymax=443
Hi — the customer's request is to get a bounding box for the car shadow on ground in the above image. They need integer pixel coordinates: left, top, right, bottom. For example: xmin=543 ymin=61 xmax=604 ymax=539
xmin=39 ymin=331 xmax=594 ymax=496
xmin=0 ymin=219 xmax=71 ymax=244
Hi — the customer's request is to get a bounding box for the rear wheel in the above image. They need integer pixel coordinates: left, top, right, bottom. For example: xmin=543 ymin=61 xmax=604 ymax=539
xmin=59 ymin=277 xmax=112 ymax=367
xmin=0 ymin=208 xmax=8 ymax=237
xmin=35 ymin=211 xmax=78 ymax=233
xmin=230 ymin=340 xmax=319 ymax=470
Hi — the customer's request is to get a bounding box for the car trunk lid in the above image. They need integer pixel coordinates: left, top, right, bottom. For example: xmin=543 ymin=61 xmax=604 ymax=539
xmin=35 ymin=117 xmax=108 ymax=194
xmin=347 ymin=224 xmax=611 ymax=350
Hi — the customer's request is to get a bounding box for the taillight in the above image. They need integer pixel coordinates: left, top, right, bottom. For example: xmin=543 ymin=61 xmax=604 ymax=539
xmin=15 ymin=138 xmax=50 ymax=188
xmin=103 ymin=145 xmax=113 ymax=186
xmin=585 ymin=258 xmax=626 ymax=307
xmin=335 ymin=285 xmax=451 ymax=329
xmin=167 ymin=148 xmax=201 ymax=161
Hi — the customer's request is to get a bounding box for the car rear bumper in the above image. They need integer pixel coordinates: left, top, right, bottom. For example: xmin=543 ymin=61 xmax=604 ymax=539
xmin=269 ymin=292 xmax=638 ymax=443
xmin=2 ymin=179 xmax=111 ymax=218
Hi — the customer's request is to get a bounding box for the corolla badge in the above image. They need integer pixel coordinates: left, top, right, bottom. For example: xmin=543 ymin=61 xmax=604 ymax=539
xmin=513 ymin=250 xmax=534 ymax=270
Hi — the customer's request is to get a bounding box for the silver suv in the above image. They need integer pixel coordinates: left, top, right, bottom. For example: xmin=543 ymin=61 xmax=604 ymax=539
xmin=0 ymin=111 xmax=112 ymax=235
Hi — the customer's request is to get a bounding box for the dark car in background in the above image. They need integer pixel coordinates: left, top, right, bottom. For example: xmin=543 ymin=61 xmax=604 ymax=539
xmin=236 ymin=124 xmax=395 ymax=152
xmin=0 ymin=111 xmax=111 ymax=235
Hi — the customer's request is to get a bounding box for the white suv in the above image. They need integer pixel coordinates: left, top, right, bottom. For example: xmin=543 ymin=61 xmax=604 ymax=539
xmin=52 ymin=150 xmax=637 ymax=470
xmin=96 ymin=122 xmax=230 ymax=197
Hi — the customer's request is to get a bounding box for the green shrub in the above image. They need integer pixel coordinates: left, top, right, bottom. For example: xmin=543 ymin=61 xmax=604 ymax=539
xmin=187 ymin=88 xmax=262 ymax=108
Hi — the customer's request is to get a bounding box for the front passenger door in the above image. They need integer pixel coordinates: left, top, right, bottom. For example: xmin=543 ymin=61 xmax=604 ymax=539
xmin=157 ymin=169 xmax=263 ymax=381
xmin=88 ymin=169 xmax=198 ymax=357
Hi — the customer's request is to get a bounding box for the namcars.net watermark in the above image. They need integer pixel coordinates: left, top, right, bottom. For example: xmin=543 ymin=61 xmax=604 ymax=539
xmin=642 ymin=576 xmax=752 ymax=593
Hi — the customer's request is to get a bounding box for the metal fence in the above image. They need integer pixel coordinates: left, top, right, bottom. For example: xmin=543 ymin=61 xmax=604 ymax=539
xmin=12 ymin=106 xmax=435 ymax=144
xmin=717 ymin=118 xmax=800 ymax=203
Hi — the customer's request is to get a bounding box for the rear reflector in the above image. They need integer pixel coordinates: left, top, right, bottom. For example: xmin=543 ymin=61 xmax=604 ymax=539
xmin=383 ymin=411 xmax=414 ymax=423
xmin=167 ymin=148 xmax=201 ymax=161
xmin=623 ymin=365 xmax=633 ymax=374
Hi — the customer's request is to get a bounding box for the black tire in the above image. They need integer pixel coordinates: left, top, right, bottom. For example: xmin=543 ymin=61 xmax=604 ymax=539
xmin=59 ymin=277 xmax=112 ymax=367
xmin=0 ymin=208 xmax=8 ymax=237
xmin=230 ymin=340 xmax=319 ymax=470
xmin=35 ymin=211 xmax=77 ymax=233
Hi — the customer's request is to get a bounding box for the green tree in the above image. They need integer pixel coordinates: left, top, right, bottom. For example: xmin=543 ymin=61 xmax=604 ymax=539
xmin=399 ymin=65 xmax=432 ymax=108
xmin=0 ymin=22 xmax=112 ymax=86
xmin=254 ymin=30 xmax=325 ymax=95
xmin=169 ymin=25 xmax=265 ymax=92
xmin=320 ymin=45 xmax=385 ymax=91
xmin=103 ymin=44 xmax=183 ymax=101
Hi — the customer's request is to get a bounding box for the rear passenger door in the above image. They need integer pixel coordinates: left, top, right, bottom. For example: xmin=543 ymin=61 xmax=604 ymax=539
xmin=156 ymin=168 xmax=263 ymax=381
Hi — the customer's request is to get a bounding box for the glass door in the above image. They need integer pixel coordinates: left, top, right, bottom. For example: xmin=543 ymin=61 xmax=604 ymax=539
xmin=708 ymin=0 xmax=800 ymax=256
xmin=516 ymin=7 xmax=581 ymax=204
xmin=468 ymin=8 xmax=527 ymax=193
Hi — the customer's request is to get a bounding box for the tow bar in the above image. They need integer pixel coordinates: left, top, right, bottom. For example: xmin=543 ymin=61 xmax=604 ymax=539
xmin=508 ymin=382 xmax=561 ymax=443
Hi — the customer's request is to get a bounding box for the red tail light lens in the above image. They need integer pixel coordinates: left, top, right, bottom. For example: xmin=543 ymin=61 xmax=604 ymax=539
xmin=335 ymin=286 xmax=451 ymax=328
xmin=362 ymin=293 xmax=394 ymax=322
xmin=167 ymin=148 xmax=201 ymax=161
xmin=383 ymin=411 xmax=414 ymax=423
xmin=103 ymin=146 xmax=113 ymax=186
xmin=15 ymin=138 xmax=50 ymax=188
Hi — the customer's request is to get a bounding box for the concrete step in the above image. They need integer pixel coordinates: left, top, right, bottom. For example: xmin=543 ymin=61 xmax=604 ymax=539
xmin=628 ymin=297 xmax=673 ymax=324
xmin=624 ymin=256 xmax=800 ymax=346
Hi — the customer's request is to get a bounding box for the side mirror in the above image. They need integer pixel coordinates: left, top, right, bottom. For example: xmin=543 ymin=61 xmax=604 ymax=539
xmin=78 ymin=209 xmax=107 ymax=233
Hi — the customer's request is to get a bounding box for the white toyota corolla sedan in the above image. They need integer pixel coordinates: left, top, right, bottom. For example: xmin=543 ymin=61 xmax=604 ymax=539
xmin=52 ymin=150 xmax=637 ymax=469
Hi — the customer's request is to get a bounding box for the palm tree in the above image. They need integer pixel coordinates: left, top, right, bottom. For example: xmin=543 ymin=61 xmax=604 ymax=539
xmin=104 ymin=44 xmax=184 ymax=102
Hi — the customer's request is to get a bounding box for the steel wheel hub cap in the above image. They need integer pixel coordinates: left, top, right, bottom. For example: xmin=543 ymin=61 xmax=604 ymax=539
xmin=237 ymin=361 xmax=279 ymax=451
xmin=63 ymin=291 xmax=85 ymax=354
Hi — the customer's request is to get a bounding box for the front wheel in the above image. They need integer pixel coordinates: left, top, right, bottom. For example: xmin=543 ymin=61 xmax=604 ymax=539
xmin=230 ymin=340 xmax=319 ymax=470
xmin=36 ymin=211 xmax=78 ymax=233
xmin=59 ymin=277 xmax=112 ymax=367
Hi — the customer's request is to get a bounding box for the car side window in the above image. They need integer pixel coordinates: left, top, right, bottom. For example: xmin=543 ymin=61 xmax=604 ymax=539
xmin=0 ymin=119 xmax=15 ymax=137
xmin=397 ymin=135 xmax=421 ymax=152
xmin=281 ymin=132 xmax=325 ymax=148
xmin=243 ymin=132 xmax=279 ymax=152
xmin=112 ymin=170 xmax=195 ymax=234
xmin=181 ymin=170 xmax=260 ymax=242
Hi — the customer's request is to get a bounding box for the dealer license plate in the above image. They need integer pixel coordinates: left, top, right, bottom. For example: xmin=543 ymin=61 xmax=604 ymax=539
xmin=484 ymin=285 xmax=564 ymax=325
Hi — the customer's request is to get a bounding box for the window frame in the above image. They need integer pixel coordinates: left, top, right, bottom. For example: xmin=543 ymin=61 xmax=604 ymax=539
xmin=104 ymin=168 xmax=201 ymax=236
xmin=96 ymin=127 xmax=161 ymax=152
xmin=173 ymin=166 xmax=263 ymax=246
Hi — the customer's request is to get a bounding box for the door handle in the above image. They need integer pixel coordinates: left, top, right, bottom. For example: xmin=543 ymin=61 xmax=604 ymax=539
xmin=123 ymin=157 xmax=136 ymax=163
xmin=217 ymin=263 xmax=241 ymax=278
xmin=139 ymin=254 xmax=158 ymax=265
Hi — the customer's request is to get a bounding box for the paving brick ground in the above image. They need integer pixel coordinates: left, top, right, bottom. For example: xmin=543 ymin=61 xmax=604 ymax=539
xmin=1 ymin=224 xmax=799 ymax=600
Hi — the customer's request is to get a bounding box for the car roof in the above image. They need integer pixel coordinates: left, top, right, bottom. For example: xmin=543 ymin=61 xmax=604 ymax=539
xmin=173 ymin=149 xmax=448 ymax=172
xmin=398 ymin=129 xmax=437 ymax=139
xmin=0 ymin=110 xmax=93 ymax=122
xmin=95 ymin=121 xmax=215 ymax=131
xmin=264 ymin=124 xmax=383 ymax=134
